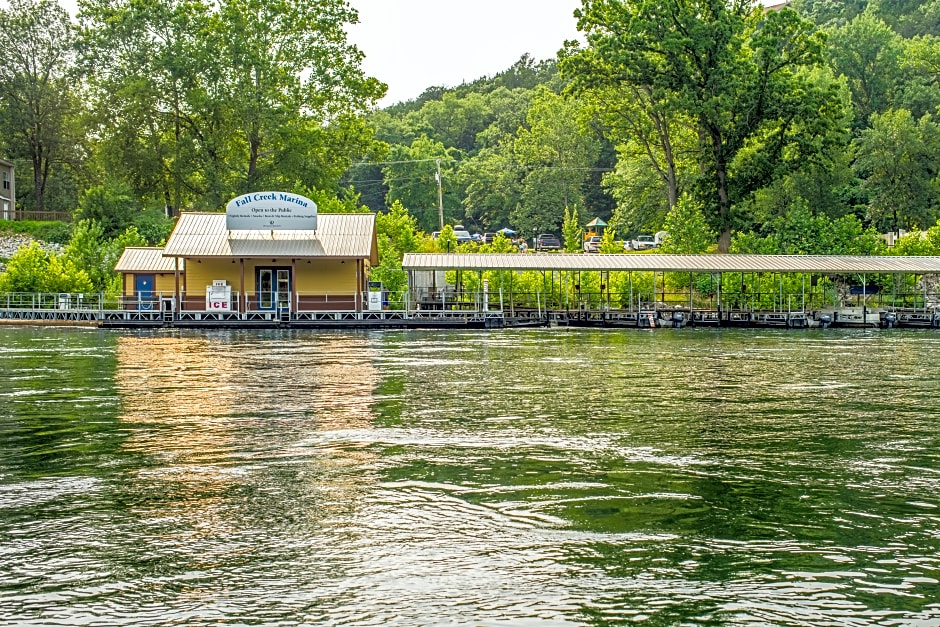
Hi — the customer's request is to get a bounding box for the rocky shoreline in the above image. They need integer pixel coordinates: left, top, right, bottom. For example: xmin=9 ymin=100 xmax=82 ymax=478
xmin=0 ymin=234 xmax=64 ymax=273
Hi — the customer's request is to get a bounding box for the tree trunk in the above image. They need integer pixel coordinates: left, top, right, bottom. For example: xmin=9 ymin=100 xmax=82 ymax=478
xmin=32 ymin=154 xmax=45 ymax=213
xmin=711 ymin=129 xmax=732 ymax=254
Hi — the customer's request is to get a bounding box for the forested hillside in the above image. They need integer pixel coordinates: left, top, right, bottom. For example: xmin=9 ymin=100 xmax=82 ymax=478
xmin=3 ymin=0 xmax=940 ymax=256
xmin=348 ymin=0 xmax=940 ymax=253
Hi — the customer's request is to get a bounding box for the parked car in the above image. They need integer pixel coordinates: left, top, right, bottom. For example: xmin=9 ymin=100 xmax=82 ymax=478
xmin=454 ymin=230 xmax=473 ymax=244
xmin=483 ymin=232 xmax=497 ymax=244
xmin=629 ymin=231 xmax=669 ymax=250
xmin=583 ymin=236 xmax=601 ymax=253
xmin=535 ymin=233 xmax=561 ymax=251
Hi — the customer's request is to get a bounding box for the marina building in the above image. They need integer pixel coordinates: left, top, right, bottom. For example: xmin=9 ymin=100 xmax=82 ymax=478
xmin=115 ymin=192 xmax=379 ymax=321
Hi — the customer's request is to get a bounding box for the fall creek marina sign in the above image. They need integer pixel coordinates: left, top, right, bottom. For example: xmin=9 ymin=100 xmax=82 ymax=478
xmin=225 ymin=192 xmax=318 ymax=231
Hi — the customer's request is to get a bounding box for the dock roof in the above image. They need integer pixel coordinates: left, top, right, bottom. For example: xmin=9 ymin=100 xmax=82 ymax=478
xmin=115 ymin=247 xmax=181 ymax=273
xmin=402 ymin=253 xmax=940 ymax=274
xmin=163 ymin=212 xmax=379 ymax=264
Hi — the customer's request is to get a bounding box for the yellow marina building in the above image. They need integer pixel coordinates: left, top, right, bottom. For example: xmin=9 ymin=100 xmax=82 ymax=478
xmin=115 ymin=192 xmax=379 ymax=321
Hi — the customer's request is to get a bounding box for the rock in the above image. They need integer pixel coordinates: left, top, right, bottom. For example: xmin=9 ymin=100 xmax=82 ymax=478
xmin=0 ymin=233 xmax=67 ymax=275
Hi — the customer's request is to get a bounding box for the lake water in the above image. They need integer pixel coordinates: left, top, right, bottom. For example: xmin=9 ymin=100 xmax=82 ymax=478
xmin=1 ymin=326 xmax=939 ymax=626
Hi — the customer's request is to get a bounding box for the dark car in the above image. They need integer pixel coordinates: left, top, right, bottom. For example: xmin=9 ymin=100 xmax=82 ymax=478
xmin=535 ymin=234 xmax=561 ymax=251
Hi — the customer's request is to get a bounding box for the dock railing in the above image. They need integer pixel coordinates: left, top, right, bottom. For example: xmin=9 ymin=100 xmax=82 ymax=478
xmin=1 ymin=291 xmax=104 ymax=311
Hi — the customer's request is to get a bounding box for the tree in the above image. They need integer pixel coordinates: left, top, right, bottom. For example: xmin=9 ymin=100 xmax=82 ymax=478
xmin=853 ymin=108 xmax=940 ymax=232
xmin=511 ymin=88 xmax=601 ymax=235
xmin=458 ymin=146 xmax=521 ymax=231
xmin=382 ymin=136 xmax=460 ymax=232
xmin=0 ymin=0 xmax=81 ymax=213
xmin=0 ymin=242 xmax=93 ymax=293
xmin=73 ymin=182 xmax=139 ymax=239
xmin=64 ymin=220 xmax=148 ymax=293
xmin=825 ymin=11 xmax=905 ymax=127
xmin=732 ymin=200 xmax=883 ymax=255
xmin=565 ymin=2 xmax=843 ymax=251
xmin=369 ymin=201 xmax=420 ymax=300
xmin=598 ymin=226 xmax=622 ymax=253
xmin=660 ymin=195 xmax=716 ymax=254
xmin=78 ymin=0 xmax=386 ymax=212
xmin=562 ymin=205 xmax=583 ymax=252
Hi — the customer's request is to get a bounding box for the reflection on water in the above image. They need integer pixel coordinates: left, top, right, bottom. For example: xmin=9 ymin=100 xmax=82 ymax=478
xmin=1 ymin=327 xmax=939 ymax=625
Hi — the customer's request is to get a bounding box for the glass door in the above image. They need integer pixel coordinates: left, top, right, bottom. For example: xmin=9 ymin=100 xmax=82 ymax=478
xmin=257 ymin=267 xmax=291 ymax=310
xmin=276 ymin=269 xmax=290 ymax=310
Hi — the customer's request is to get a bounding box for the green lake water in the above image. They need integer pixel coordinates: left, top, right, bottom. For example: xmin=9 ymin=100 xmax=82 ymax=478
xmin=1 ymin=326 xmax=939 ymax=626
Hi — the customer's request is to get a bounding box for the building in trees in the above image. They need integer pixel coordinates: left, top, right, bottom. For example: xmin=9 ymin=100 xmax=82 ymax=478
xmin=0 ymin=158 xmax=14 ymax=220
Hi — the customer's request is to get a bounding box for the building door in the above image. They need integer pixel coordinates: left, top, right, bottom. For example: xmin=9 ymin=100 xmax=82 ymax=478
xmin=135 ymin=274 xmax=155 ymax=310
xmin=257 ymin=267 xmax=292 ymax=311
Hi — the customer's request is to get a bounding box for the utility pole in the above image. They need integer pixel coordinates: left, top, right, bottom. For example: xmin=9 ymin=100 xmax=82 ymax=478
xmin=435 ymin=159 xmax=444 ymax=230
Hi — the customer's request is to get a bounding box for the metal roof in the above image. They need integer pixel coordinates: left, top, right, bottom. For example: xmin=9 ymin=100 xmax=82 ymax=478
xmin=402 ymin=253 xmax=940 ymax=274
xmin=163 ymin=212 xmax=378 ymax=264
xmin=115 ymin=247 xmax=181 ymax=273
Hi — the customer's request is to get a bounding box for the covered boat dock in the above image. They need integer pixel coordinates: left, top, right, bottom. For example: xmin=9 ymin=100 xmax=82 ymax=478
xmin=401 ymin=253 xmax=940 ymax=329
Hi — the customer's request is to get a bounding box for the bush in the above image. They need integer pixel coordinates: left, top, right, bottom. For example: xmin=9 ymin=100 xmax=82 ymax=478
xmin=0 ymin=242 xmax=92 ymax=293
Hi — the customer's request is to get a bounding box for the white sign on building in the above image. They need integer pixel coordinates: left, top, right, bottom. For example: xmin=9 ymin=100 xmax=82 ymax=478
xmin=225 ymin=192 xmax=318 ymax=231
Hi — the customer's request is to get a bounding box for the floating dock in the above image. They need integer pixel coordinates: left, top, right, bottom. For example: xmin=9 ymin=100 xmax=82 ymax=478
xmin=3 ymin=253 xmax=939 ymax=330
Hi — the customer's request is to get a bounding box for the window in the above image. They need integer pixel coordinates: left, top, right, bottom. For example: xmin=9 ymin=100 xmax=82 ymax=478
xmin=2 ymin=171 xmax=8 ymax=190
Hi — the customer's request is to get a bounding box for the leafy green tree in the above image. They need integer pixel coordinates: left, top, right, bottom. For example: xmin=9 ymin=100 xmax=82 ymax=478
xmin=791 ymin=0 xmax=868 ymax=27
xmin=511 ymin=88 xmax=600 ymax=235
xmin=63 ymin=220 xmax=109 ymax=291
xmin=368 ymin=202 xmax=421 ymax=301
xmin=598 ymin=227 xmax=622 ymax=254
xmin=78 ymin=0 xmax=214 ymax=213
xmin=853 ymin=108 xmax=940 ymax=231
xmin=458 ymin=147 xmax=520 ymax=231
xmin=897 ymin=34 xmax=940 ymax=119
xmin=891 ymin=219 xmax=940 ymax=254
xmin=732 ymin=200 xmax=884 ymax=255
xmin=59 ymin=220 xmax=148 ymax=293
xmin=825 ymin=11 xmax=905 ymax=127
xmin=382 ymin=136 xmax=460 ymax=232
xmin=132 ymin=208 xmax=175 ymax=245
xmin=73 ymin=182 xmax=139 ymax=239
xmin=376 ymin=200 xmax=420 ymax=255
xmin=566 ymin=2 xmax=843 ymax=252
xmin=0 ymin=242 xmax=93 ymax=293
xmin=562 ymin=205 xmax=583 ymax=252
xmin=0 ymin=0 xmax=82 ymax=213
xmin=415 ymin=92 xmax=490 ymax=153
xmin=660 ymin=195 xmax=716 ymax=254
xmin=78 ymin=0 xmax=385 ymax=212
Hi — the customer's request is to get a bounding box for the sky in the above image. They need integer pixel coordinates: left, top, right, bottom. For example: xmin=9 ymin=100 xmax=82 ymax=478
xmin=346 ymin=0 xmax=582 ymax=107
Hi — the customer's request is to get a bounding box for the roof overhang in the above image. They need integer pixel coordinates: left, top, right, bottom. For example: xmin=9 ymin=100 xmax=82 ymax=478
xmin=401 ymin=253 xmax=940 ymax=274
